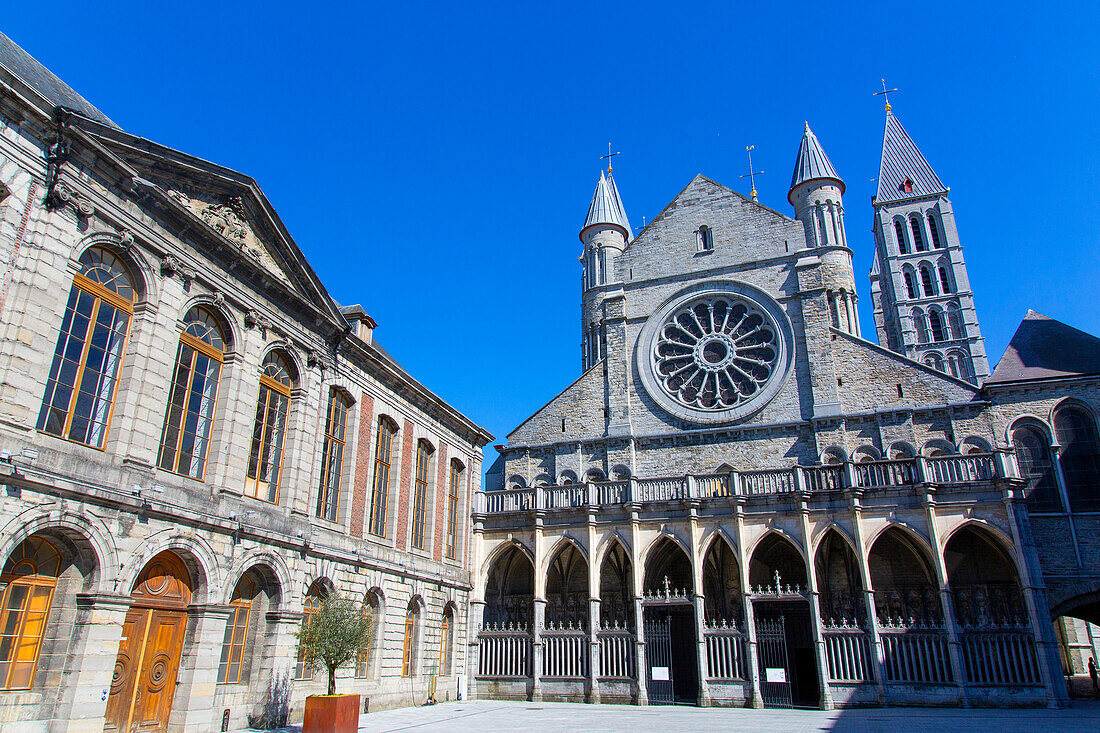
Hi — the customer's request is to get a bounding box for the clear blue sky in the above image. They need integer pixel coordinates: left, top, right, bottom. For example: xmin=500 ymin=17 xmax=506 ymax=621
xmin=5 ymin=2 xmax=1099 ymax=461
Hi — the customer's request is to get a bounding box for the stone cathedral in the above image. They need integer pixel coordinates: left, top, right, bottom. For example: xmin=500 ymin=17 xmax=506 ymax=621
xmin=473 ymin=109 xmax=1100 ymax=708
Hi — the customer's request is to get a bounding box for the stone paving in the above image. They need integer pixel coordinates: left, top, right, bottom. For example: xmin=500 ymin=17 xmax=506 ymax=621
xmin=336 ymin=699 xmax=1100 ymax=733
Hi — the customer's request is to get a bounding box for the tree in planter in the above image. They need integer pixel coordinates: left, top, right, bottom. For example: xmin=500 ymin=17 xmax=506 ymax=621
xmin=296 ymin=593 xmax=373 ymax=695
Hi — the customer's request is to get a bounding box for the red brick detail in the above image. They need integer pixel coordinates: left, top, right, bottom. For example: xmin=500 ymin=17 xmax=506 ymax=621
xmin=395 ymin=418 xmax=415 ymax=551
xmin=349 ymin=392 xmax=375 ymax=538
xmin=432 ymin=443 xmax=448 ymax=561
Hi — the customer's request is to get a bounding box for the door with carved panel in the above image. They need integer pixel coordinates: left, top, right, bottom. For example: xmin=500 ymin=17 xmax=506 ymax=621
xmin=105 ymin=551 xmax=191 ymax=733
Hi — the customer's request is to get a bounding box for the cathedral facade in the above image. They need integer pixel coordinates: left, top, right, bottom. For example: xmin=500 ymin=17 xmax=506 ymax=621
xmin=0 ymin=33 xmax=490 ymax=732
xmin=472 ymin=110 xmax=1100 ymax=707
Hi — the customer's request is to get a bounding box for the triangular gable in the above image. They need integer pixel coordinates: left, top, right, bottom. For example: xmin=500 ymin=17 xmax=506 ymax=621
xmin=507 ymin=363 xmax=607 ymax=445
xmin=987 ymin=311 xmax=1100 ymax=384
xmin=71 ymin=118 xmax=345 ymax=326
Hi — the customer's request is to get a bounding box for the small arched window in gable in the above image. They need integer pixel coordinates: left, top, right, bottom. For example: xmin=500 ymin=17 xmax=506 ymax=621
xmin=920 ymin=266 xmax=936 ymax=296
xmin=893 ymin=220 xmax=908 ymax=254
xmin=698 ymin=225 xmax=714 ymax=252
xmin=927 ymin=213 xmax=942 ymax=248
xmin=903 ymin=271 xmax=917 ymax=299
xmin=929 ymin=310 xmax=946 ymax=342
xmin=938 ymin=267 xmax=953 ymax=294
xmin=910 ymin=217 xmax=926 ymax=251
xmin=900 ymin=177 xmax=914 ymax=194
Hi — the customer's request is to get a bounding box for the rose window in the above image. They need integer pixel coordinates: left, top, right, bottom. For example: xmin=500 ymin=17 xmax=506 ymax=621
xmin=651 ymin=296 xmax=779 ymax=410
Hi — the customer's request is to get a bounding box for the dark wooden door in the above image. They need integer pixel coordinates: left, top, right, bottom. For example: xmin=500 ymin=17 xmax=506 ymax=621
xmin=105 ymin=552 xmax=192 ymax=733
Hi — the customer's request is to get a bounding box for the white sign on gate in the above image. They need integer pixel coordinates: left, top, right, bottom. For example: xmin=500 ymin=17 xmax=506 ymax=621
xmin=765 ymin=667 xmax=787 ymax=683
xmin=651 ymin=666 xmax=670 ymax=681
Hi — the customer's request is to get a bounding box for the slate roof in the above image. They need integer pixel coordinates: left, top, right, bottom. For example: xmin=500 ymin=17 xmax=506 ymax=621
xmin=581 ymin=170 xmax=632 ymax=242
xmin=789 ymin=121 xmax=843 ymax=196
xmin=0 ymin=32 xmax=117 ymax=128
xmin=875 ymin=111 xmax=947 ymax=204
xmin=986 ymin=311 xmax=1100 ymax=385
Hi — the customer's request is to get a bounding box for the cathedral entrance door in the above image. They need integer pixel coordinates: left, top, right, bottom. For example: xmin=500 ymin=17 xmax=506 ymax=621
xmin=643 ymin=604 xmax=698 ymax=704
xmin=105 ymin=552 xmax=192 ymax=733
xmin=753 ymin=600 xmax=819 ymax=708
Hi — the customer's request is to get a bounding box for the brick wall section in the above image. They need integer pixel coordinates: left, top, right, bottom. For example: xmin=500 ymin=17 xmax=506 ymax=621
xmin=349 ymin=392 xmax=375 ymax=537
xmin=395 ymin=418 xmax=415 ymax=550
xmin=432 ymin=443 xmax=448 ymax=561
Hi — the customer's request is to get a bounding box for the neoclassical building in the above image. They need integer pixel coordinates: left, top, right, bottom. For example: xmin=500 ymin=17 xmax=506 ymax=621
xmin=472 ymin=110 xmax=1100 ymax=707
xmin=0 ymin=33 xmax=490 ymax=732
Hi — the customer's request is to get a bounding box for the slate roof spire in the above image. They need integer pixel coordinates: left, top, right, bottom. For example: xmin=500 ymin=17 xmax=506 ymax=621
xmin=581 ymin=170 xmax=632 ymax=242
xmin=788 ymin=121 xmax=844 ymax=203
xmin=875 ymin=110 xmax=948 ymax=203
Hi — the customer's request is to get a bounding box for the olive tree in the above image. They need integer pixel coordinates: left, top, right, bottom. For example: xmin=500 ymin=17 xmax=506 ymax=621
xmin=296 ymin=593 xmax=372 ymax=695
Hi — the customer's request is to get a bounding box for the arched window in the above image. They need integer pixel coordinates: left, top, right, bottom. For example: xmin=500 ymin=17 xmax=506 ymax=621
xmin=903 ymin=271 xmax=917 ymax=299
xmin=920 ymin=266 xmax=936 ymax=296
xmin=1053 ymin=405 xmax=1100 ymax=512
xmin=894 ymin=220 xmax=908 ymax=254
xmin=295 ymin=582 xmax=327 ymax=680
xmin=698 ymin=225 xmax=714 ymax=252
xmin=246 ymin=352 xmax=294 ymax=503
xmin=0 ymin=537 xmax=61 ymax=690
xmin=927 ymin=213 xmax=942 ymax=248
xmin=439 ymin=607 xmax=454 ymax=676
xmin=947 ymin=304 xmax=964 ymax=339
xmin=937 ymin=267 xmax=952 ymax=294
xmin=821 ymin=447 xmax=846 ymax=465
xmin=912 ymin=309 xmax=929 ymax=343
xmin=411 ymin=440 xmax=433 ymax=550
xmin=924 ymin=353 xmax=944 ymax=371
xmin=356 ymin=593 xmax=379 ymax=678
xmin=584 ymin=468 xmax=606 ymax=483
xmin=446 ymin=460 xmax=462 ymax=560
xmin=929 ymin=310 xmax=946 ymax=342
xmin=217 ymin=574 xmax=256 ymax=684
xmin=316 ymin=390 xmax=350 ymax=521
xmin=369 ymin=418 xmax=396 ymax=537
xmin=401 ymin=602 xmax=419 ymax=677
xmin=1012 ymin=425 xmax=1061 ymax=512
xmin=38 ymin=247 xmax=135 ymax=448
xmin=911 ymin=217 xmax=926 ymax=251
xmin=158 ymin=306 xmax=226 ymax=479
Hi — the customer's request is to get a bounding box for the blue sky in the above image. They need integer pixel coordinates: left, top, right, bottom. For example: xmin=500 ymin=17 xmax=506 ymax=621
xmin=4 ymin=2 xmax=1099 ymax=460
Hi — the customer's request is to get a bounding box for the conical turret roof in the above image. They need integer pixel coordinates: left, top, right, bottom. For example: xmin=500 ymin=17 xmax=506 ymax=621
xmin=581 ymin=170 xmax=632 ymax=242
xmin=788 ymin=121 xmax=844 ymax=202
xmin=875 ymin=111 xmax=947 ymax=203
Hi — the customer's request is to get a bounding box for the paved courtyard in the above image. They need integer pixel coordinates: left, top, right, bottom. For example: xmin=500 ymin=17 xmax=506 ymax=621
xmin=339 ymin=699 xmax=1100 ymax=733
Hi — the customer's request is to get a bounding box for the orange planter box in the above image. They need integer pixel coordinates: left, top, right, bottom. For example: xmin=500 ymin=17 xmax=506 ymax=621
xmin=303 ymin=694 xmax=360 ymax=733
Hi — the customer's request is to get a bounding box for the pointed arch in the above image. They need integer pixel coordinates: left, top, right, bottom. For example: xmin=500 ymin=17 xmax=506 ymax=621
xmin=748 ymin=529 xmax=807 ymax=588
xmin=702 ymin=532 xmax=742 ymax=623
xmin=541 ymin=534 xmax=588 ymax=577
xmin=598 ymin=538 xmax=634 ymax=626
xmin=943 ymin=522 xmax=1027 ymax=625
xmin=867 ymin=524 xmax=940 ymax=623
xmin=814 ymin=527 xmax=864 ymax=623
xmin=545 ymin=540 xmax=588 ymax=626
xmin=642 ymin=535 xmax=693 ymax=596
xmin=482 ymin=541 xmax=534 ymax=628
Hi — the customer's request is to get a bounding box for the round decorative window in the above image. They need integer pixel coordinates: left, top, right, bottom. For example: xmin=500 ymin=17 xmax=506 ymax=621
xmin=636 ymin=283 xmax=793 ymax=424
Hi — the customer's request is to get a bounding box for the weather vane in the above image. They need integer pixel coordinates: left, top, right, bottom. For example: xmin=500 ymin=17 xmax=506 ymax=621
xmin=600 ymin=142 xmax=621 ymax=174
xmin=739 ymin=145 xmax=764 ymax=202
xmin=874 ymin=78 xmax=899 ymax=111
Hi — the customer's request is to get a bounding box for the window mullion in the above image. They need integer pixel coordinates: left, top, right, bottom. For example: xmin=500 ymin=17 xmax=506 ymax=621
xmin=174 ymin=348 xmax=200 ymax=471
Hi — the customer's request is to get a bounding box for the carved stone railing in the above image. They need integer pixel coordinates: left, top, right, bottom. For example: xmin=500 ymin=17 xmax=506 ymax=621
xmin=478 ymin=451 xmax=1015 ymax=515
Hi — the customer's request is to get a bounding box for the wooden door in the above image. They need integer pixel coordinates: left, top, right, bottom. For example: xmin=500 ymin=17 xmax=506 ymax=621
xmin=105 ymin=552 xmax=191 ymax=733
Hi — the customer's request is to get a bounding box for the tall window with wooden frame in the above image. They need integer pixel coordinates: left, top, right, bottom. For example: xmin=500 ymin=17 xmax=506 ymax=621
xmin=0 ymin=537 xmax=62 ymax=690
xmin=295 ymin=583 xmax=326 ymax=680
xmin=439 ymin=607 xmax=454 ymax=676
xmin=401 ymin=603 xmax=418 ymax=677
xmin=316 ymin=390 xmax=350 ymax=522
xmin=217 ymin=574 xmax=255 ymax=684
xmin=368 ymin=418 xmax=396 ymax=537
xmin=355 ymin=593 xmax=379 ymax=679
xmin=446 ymin=460 xmax=462 ymax=560
xmin=37 ymin=247 xmax=135 ymax=448
xmin=411 ymin=441 xmax=433 ymax=549
xmin=158 ymin=306 xmax=226 ymax=479
xmin=245 ymin=352 xmax=294 ymax=503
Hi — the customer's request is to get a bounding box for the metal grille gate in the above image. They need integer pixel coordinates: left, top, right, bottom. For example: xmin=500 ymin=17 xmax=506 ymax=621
xmin=756 ymin=615 xmax=793 ymax=708
xmin=644 ymin=614 xmax=674 ymax=704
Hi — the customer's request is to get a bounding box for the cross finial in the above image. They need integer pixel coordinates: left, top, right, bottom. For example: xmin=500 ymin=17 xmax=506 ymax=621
xmin=774 ymin=569 xmax=782 ymax=591
xmin=739 ymin=144 xmax=764 ymax=202
xmin=874 ymin=78 xmax=899 ymax=112
xmin=600 ymin=142 xmax=621 ymax=174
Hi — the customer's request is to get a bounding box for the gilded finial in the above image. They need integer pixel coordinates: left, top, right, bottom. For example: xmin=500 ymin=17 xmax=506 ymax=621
xmin=874 ymin=78 xmax=899 ymax=112
xmin=600 ymin=142 xmax=621 ymax=174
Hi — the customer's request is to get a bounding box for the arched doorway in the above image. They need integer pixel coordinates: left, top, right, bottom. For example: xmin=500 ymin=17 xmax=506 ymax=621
xmin=641 ymin=538 xmax=698 ymax=705
xmin=545 ymin=543 xmax=587 ymax=627
xmin=105 ymin=551 xmax=192 ymax=733
xmin=749 ymin=533 xmax=817 ymax=708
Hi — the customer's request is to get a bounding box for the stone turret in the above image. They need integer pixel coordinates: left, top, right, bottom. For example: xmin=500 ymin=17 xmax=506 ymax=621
xmin=580 ymin=170 xmax=631 ymax=370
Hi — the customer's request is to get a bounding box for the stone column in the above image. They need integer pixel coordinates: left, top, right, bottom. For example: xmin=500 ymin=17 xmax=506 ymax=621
xmin=171 ymin=604 xmax=235 ymax=731
xmin=467 ymin=599 xmax=485 ymax=700
xmin=734 ymin=498 xmax=762 ymax=708
xmin=250 ymin=610 xmax=304 ymax=719
xmin=799 ymin=497 xmax=833 ymax=710
xmin=742 ymin=595 xmax=763 ymax=709
xmin=531 ymin=598 xmax=545 ymax=701
xmin=848 ymin=490 xmax=886 ymax=705
xmin=56 ymin=593 xmax=133 ymax=733
xmin=633 ymin=595 xmax=648 ymax=706
xmin=588 ymin=596 xmax=601 ymax=703
xmin=921 ymin=490 xmax=969 ymax=706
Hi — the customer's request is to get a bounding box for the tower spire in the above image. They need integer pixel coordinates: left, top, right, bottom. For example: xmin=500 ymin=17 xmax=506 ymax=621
xmin=740 ymin=145 xmax=764 ymax=202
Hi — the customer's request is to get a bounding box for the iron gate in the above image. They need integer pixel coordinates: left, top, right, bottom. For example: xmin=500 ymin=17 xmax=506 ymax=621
xmin=644 ymin=613 xmax=674 ymax=704
xmin=755 ymin=615 xmax=793 ymax=708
